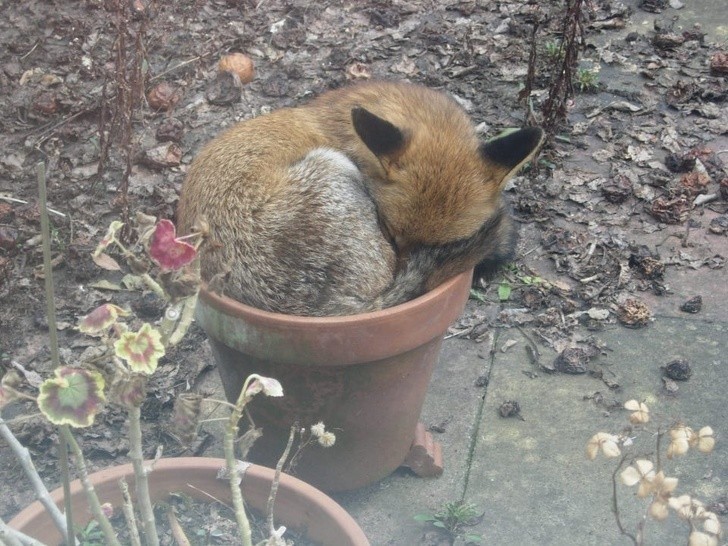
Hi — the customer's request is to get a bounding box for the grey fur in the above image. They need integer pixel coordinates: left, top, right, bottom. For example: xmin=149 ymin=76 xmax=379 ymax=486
xmin=207 ymin=148 xmax=397 ymax=316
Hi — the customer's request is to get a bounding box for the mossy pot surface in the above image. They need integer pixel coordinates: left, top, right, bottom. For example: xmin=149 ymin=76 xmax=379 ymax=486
xmin=196 ymin=271 xmax=473 ymax=492
xmin=9 ymin=457 xmax=369 ymax=546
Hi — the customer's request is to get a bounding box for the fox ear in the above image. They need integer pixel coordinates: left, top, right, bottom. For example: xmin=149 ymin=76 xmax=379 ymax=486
xmin=480 ymin=127 xmax=544 ymax=185
xmin=351 ymin=107 xmax=406 ymax=158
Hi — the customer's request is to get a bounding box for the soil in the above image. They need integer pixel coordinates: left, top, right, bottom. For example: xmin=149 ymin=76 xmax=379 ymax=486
xmin=78 ymin=499 xmax=316 ymax=546
xmin=0 ymin=0 xmax=726 ymax=539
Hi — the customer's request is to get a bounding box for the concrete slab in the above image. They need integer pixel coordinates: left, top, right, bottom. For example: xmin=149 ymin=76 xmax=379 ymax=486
xmin=462 ymin=317 xmax=727 ymax=546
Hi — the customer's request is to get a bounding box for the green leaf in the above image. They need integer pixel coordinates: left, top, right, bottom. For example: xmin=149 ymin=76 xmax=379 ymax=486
xmin=114 ymin=323 xmax=165 ymax=375
xmin=497 ymin=282 xmax=512 ymax=301
xmin=37 ymin=367 xmax=106 ymax=428
xmin=433 ymin=521 xmax=446 ymax=528
xmin=469 ymin=289 xmax=487 ymax=303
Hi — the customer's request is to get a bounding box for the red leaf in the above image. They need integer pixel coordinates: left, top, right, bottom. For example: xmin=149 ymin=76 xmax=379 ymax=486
xmin=149 ymin=219 xmax=196 ymax=271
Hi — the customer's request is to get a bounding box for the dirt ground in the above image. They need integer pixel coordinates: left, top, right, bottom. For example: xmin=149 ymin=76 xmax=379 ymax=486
xmin=1 ymin=0 xmax=726 ymax=539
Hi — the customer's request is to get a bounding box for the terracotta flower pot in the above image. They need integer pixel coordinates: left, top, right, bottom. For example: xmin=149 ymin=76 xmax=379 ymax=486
xmin=9 ymin=457 xmax=369 ymax=546
xmin=195 ymin=271 xmax=473 ymax=492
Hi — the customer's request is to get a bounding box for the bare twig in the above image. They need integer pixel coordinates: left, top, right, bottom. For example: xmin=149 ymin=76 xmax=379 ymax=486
xmin=225 ymin=376 xmax=257 ymax=546
xmin=165 ymin=506 xmax=191 ymax=546
xmin=128 ymin=406 xmax=160 ymax=546
xmin=267 ymin=425 xmax=298 ymax=536
xmin=0 ymin=418 xmax=68 ymax=540
xmin=542 ymin=0 xmax=587 ymax=134
xmin=37 ymin=162 xmax=77 ymax=546
xmin=119 ymin=478 xmax=142 ymax=546
xmin=61 ymin=429 xmax=121 ymax=546
xmin=611 ymin=456 xmax=639 ymax=545
xmin=0 ymin=517 xmax=29 ymax=546
xmin=0 ymin=196 xmax=65 ymax=218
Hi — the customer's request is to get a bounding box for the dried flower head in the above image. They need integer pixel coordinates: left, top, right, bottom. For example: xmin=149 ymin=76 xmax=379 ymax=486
xmin=695 ymin=426 xmax=715 ymax=454
xmin=586 ymin=432 xmax=621 ymax=460
xmin=621 ymin=459 xmax=656 ymax=498
xmin=703 ymin=512 xmax=721 ymax=536
xmin=310 ymin=422 xmax=326 ymax=438
xmin=245 ymin=375 xmax=284 ymax=398
xmin=624 ymin=399 xmax=650 ymax=424
xmin=688 ymin=531 xmax=718 ymax=546
xmin=317 ymin=431 xmax=336 ymax=448
xmin=669 ymin=495 xmax=707 ymax=521
xmin=647 ymin=471 xmax=679 ymax=521
xmin=667 ymin=425 xmax=696 ymax=459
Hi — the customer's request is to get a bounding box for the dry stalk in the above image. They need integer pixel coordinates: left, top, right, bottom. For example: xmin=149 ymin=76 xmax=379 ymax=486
xmin=541 ymin=0 xmax=587 ymax=134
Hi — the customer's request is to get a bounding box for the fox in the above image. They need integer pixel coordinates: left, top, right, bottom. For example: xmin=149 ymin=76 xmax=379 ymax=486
xmin=177 ymin=81 xmax=543 ymax=316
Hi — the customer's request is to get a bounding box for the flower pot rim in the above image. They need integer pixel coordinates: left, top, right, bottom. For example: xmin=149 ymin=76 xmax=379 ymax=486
xmin=199 ymin=270 xmax=472 ymax=324
xmin=9 ymin=457 xmax=369 ymax=546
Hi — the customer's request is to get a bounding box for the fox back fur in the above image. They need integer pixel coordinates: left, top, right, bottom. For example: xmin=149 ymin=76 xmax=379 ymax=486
xmin=177 ymin=81 xmax=543 ymax=316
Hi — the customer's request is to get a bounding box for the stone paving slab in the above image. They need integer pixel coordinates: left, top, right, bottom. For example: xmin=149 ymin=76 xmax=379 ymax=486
xmin=457 ymin=317 xmax=727 ymax=546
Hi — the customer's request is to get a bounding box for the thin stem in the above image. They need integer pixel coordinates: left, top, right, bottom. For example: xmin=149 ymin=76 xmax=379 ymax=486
xmin=655 ymin=427 xmax=663 ymax=471
xmin=119 ymin=478 xmax=142 ymax=546
xmin=267 ymin=425 xmax=297 ymax=536
xmin=36 ymin=162 xmax=60 ymax=368
xmin=140 ymin=273 xmax=166 ymax=299
xmin=60 ymin=429 xmax=121 ymax=546
xmin=166 ymin=295 xmax=198 ymax=347
xmin=164 ymin=506 xmax=191 ymax=546
xmin=611 ymin=455 xmax=639 ymax=545
xmin=36 ymin=161 xmax=76 ymax=546
xmin=0 ymin=516 xmax=30 ymax=546
xmin=0 ymin=418 xmax=68 ymax=539
xmin=225 ymin=375 xmax=257 ymax=546
xmin=128 ymin=406 xmax=159 ymax=546
xmin=57 ymin=438 xmax=74 ymax=546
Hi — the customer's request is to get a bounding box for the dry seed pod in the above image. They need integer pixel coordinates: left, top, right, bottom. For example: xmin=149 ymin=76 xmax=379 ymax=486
xmin=218 ymin=52 xmax=255 ymax=84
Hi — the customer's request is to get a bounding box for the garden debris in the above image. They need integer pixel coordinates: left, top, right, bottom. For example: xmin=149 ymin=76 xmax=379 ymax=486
xmin=140 ymin=143 xmax=182 ymax=169
xmin=554 ymin=347 xmax=591 ymax=374
xmin=498 ymin=400 xmax=522 ymax=419
xmin=616 ymin=299 xmax=652 ymax=328
xmin=680 ymin=296 xmax=703 ymax=314
xmin=205 ymin=71 xmax=241 ymax=105
xmin=218 ymin=52 xmax=255 ymax=84
xmin=147 ymin=82 xmax=182 ymax=112
xmin=662 ymin=358 xmax=692 ymax=381
xmin=156 ymin=118 xmax=184 ymax=143
xmin=710 ymin=51 xmax=728 ymax=75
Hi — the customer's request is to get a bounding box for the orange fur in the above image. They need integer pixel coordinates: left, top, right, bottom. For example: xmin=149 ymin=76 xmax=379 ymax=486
xmin=177 ymin=81 xmax=542 ymax=315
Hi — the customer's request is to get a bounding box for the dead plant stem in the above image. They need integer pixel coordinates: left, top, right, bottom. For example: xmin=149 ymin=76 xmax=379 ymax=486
xmin=226 ymin=377 xmax=256 ymax=546
xmin=267 ymin=425 xmax=297 ymax=536
xmin=0 ymin=417 xmax=68 ymax=541
xmin=128 ymin=405 xmax=160 ymax=546
xmin=61 ymin=428 xmax=121 ymax=546
xmin=119 ymin=478 xmax=142 ymax=546
xmin=37 ymin=161 xmax=77 ymax=546
xmin=611 ymin=455 xmax=639 ymax=545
